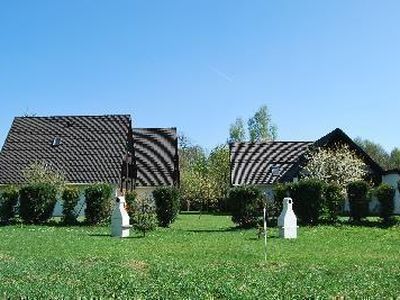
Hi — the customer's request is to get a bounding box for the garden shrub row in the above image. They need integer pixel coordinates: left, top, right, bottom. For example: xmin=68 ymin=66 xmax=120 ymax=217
xmin=272 ymin=180 xmax=344 ymax=225
xmin=0 ymin=181 xmax=183 ymax=231
xmin=229 ymin=179 xmax=397 ymax=228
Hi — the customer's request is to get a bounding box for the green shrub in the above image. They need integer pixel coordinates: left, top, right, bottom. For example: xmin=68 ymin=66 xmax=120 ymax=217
xmin=375 ymin=183 xmax=395 ymax=223
xmin=347 ymin=181 xmax=369 ymax=222
xmin=228 ymin=186 xmax=263 ymax=228
xmin=19 ymin=183 xmax=57 ymax=224
xmin=61 ymin=187 xmax=80 ymax=225
xmin=273 ymin=183 xmax=291 ymax=214
xmin=323 ymin=184 xmax=343 ymax=223
xmin=290 ymin=179 xmax=325 ymax=224
xmin=125 ymin=191 xmax=137 ymax=218
xmin=0 ymin=186 xmax=19 ymax=224
xmin=153 ymin=187 xmax=180 ymax=227
xmin=131 ymin=195 xmax=157 ymax=237
xmin=84 ymin=184 xmax=113 ymax=225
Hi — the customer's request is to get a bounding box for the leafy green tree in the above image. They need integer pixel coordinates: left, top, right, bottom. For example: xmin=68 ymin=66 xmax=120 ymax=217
xmin=23 ymin=161 xmax=65 ymax=192
xmin=179 ymin=136 xmax=208 ymax=211
xmin=131 ymin=195 xmax=157 ymax=237
xmin=229 ymin=117 xmax=246 ymax=142
xmin=354 ymin=137 xmax=391 ymax=170
xmin=208 ymin=145 xmax=230 ymax=210
xmin=389 ymin=148 xmax=400 ymax=169
xmin=248 ymin=105 xmax=277 ymax=142
xmin=179 ymin=136 xmax=230 ymax=212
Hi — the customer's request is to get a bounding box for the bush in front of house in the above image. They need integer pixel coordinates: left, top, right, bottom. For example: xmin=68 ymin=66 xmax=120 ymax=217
xmin=290 ymin=179 xmax=325 ymax=224
xmin=125 ymin=191 xmax=137 ymax=218
xmin=84 ymin=184 xmax=113 ymax=225
xmin=131 ymin=195 xmax=157 ymax=237
xmin=323 ymin=183 xmax=344 ymax=223
xmin=153 ymin=187 xmax=180 ymax=227
xmin=19 ymin=183 xmax=58 ymax=224
xmin=375 ymin=183 xmax=395 ymax=223
xmin=273 ymin=183 xmax=291 ymax=213
xmin=61 ymin=186 xmax=80 ymax=225
xmin=0 ymin=186 xmax=19 ymax=224
xmin=347 ymin=181 xmax=369 ymax=222
xmin=228 ymin=186 xmax=264 ymax=228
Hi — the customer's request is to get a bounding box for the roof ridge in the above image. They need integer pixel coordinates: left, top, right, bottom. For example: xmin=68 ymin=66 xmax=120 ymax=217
xmin=230 ymin=140 xmax=313 ymax=145
xmin=15 ymin=114 xmax=131 ymax=119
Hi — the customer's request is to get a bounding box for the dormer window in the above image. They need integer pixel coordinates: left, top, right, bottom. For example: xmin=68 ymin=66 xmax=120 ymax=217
xmin=271 ymin=166 xmax=281 ymax=176
xmin=52 ymin=137 xmax=62 ymax=147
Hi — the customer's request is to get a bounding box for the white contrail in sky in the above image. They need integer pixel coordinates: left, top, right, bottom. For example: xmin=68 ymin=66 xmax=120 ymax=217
xmin=208 ymin=65 xmax=234 ymax=82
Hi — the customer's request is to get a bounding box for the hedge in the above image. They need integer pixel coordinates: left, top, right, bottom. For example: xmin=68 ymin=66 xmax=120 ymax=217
xmin=19 ymin=183 xmax=57 ymax=224
xmin=347 ymin=181 xmax=369 ymax=222
xmin=228 ymin=186 xmax=263 ymax=228
xmin=290 ymin=179 xmax=325 ymax=224
xmin=153 ymin=187 xmax=180 ymax=227
xmin=0 ymin=186 xmax=19 ymax=224
xmin=375 ymin=183 xmax=395 ymax=223
xmin=84 ymin=184 xmax=113 ymax=225
xmin=62 ymin=186 xmax=80 ymax=225
xmin=323 ymin=184 xmax=343 ymax=222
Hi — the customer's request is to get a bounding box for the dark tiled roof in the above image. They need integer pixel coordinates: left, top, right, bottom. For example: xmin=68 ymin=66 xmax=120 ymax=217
xmin=133 ymin=128 xmax=179 ymax=187
xmin=230 ymin=128 xmax=385 ymax=186
xmin=0 ymin=115 xmax=132 ymax=184
xmin=230 ymin=141 xmax=313 ymax=185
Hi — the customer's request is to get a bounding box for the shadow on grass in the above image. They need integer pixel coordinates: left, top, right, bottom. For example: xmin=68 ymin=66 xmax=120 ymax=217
xmin=88 ymin=233 xmax=145 ymax=239
xmin=185 ymin=227 xmax=239 ymax=233
xmin=247 ymin=235 xmax=279 ymax=241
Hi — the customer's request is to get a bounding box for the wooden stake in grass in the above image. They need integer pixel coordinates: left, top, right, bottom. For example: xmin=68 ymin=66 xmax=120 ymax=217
xmin=263 ymin=207 xmax=267 ymax=262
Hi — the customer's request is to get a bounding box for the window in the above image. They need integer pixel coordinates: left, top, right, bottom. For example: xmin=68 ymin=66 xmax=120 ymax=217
xmin=271 ymin=166 xmax=281 ymax=176
xmin=52 ymin=137 xmax=62 ymax=147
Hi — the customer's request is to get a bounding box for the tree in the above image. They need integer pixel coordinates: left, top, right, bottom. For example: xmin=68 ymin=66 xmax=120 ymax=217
xmin=131 ymin=195 xmax=157 ymax=237
xmin=179 ymin=135 xmax=209 ymax=211
xmin=179 ymin=135 xmax=230 ymax=212
xmin=301 ymin=144 xmax=368 ymax=194
xmin=207 ymin=145 xmax=230 ymax=210
xmin=23 ymin=161 xmax=65 ymax=192
xmin=389 ymin=148 xmax=400 ymax=169
xmin=354 ymin=137 xmax=391 ymax=170
xmin=248 ymin=105 xmax=277 ymax=142
xmin=229 ymin=117 xmax=246 ymax=142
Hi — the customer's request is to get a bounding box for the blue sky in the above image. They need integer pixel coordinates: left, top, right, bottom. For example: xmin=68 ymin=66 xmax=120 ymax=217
xmin=1 ymin=0 xmax=399 ymax=151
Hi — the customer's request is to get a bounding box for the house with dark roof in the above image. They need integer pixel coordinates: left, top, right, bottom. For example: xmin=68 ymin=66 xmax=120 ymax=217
xmin=0 ymin=114 xmax=179 ymax=216
xmin=230 ymin=128 xmax=399 ymax=214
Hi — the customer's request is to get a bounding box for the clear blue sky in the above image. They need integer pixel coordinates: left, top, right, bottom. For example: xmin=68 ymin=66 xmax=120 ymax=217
xmin=1 ymin=0 xmax=399 ymax=152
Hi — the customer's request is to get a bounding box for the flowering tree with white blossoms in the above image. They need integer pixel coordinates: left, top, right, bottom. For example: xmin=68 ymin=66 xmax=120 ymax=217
xmin=301 ymin=144 xmax=368 ymax=194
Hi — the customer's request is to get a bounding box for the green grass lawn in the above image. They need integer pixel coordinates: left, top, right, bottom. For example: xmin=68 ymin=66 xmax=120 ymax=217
xmin=0 ymin=214 xmax=399 ymax=299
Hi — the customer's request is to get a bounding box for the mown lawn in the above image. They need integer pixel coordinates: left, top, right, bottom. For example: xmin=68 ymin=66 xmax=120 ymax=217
xmin=0 ymin=214 xmax=399 ymax=299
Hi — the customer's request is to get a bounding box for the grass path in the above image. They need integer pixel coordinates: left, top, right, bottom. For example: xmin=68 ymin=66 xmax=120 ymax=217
xmin=0 ymin=214 xmax=399 ymax=298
